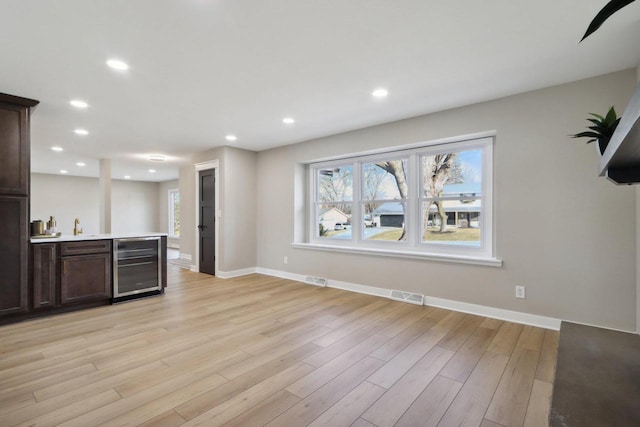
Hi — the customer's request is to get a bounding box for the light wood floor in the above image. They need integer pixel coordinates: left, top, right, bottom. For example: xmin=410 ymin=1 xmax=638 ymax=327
xmin=0 ymin=265 xmax=557 ymax=427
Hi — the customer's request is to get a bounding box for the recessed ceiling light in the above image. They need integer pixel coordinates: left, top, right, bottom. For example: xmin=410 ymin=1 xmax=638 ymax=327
xmin=106 ymin=59 xmax=129 ymax=71
xmin=124 ymin=175 xmax=131 ymax=179
xmin=372 ymin=88 xmax=389 ymax=98
xmin=76 ymin=162 xmax=86 ymax=167
xmin=148 ymin=169 xmax=156 ymax=173
xmin=70 ymin=100 xmax=89 ymax=109
xmin=51 ymin=146 xmax=63 ymax=152
xmin=225 ymin=134 xmax=237 ymax=142
xmin=282 ymin=117 xmax=295 ymax=124
xmin=74 ymin=129 xmax=89 ymax=136
xmin=148 ymin=154 xmax=167 ymax=162
xmin=60 ymin=170 xmax=68 ymax=174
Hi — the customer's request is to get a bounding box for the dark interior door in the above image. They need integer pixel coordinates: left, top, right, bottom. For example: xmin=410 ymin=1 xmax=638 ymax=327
xmin=199 ymin=169 xmax=216 ymax=275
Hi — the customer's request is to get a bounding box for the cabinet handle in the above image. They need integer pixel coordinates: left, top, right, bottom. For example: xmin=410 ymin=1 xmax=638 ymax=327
xmin=120 ymin=261 xmax=154 ymax=268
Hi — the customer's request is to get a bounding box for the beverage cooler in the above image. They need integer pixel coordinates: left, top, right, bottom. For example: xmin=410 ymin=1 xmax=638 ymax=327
xmin=113 ymin=237 xmax=162 ymax=299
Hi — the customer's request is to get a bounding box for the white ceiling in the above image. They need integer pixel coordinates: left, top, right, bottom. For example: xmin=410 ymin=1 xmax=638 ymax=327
xmin=2 ymin=0 xmax=639 ymax=182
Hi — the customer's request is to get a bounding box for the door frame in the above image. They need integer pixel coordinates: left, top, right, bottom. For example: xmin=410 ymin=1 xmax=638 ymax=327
xmin=194 ymin=160 xmax=220 ymax=275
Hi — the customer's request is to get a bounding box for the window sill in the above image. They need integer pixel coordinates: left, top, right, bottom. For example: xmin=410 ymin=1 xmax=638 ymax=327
xmin=290 ymin=242 xmax=502 ymax=267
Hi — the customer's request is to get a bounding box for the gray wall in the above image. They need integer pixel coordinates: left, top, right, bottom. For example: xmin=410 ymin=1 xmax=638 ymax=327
xmin=636 ymin=66 xmax=640 ymax=335
xmin=111 ymin=179 xmax=159 ymax=233
xmin=31 ymin=174 xmax=100 ymax=235
xmin=256 ymin=70 xmax=638 ymax=331
xmin=31 ymin=174 xmax=161 ymax=235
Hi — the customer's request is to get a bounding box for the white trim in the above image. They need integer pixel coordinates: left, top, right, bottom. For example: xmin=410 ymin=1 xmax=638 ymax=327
xmin=255 ymin=267 xmax=307 ymax=282
xmin=290 ymin=242 xmax=502 ymax=267
xmin=179 ymin=254 xmax=192 ymax=262
xmin=302 ymin=130 xmax=497 ymax=164
xmin=423 ymin=296 xmax=560 ymax=330
xmin=194 ymin=160 xmax=220 ymax=275
xmin=217 ymin=267 xmax=258 ymax=279
xmin=254 ymin=267 xmax=558 ymax=330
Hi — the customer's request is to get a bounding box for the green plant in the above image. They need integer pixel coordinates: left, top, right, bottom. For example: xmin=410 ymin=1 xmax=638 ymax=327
xmin=572 ymin=106 xmax=621 ymax=154
xmin=581 ymin=0 xmax=636 ymax=41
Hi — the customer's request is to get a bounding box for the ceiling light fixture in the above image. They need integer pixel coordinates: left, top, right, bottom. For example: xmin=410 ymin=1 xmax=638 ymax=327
xmin=74 ymin=129 xmax=89 ymax=136
xmin=60 ymin=170 xmax=68 ymax=174
xmin=124 ymin=175 xmax=131 ymax=179
xmin=148 ymin=154 xmax=167 ymax=162
xmin=148 ymin=169 xmax=156 ymax=173
xmin=76 ymin=162 xmax=86 ymax=167
xmin=51 ymin=146 xmax=63 ymax=152
xmin=225 ymin=134 xmax=237 ymax=142
xmin=106 ymin=59 xmax=129 ymax=71
xmin=282 ymin=117 xmax=295 ymax=124
xmin=70 ymin=100 xmax=89 ymax=109
xmin=372 ymin=88 xmax=388 ymax=98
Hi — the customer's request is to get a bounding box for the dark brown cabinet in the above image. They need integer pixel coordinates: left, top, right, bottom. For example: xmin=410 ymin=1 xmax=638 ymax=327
xmin=0 ymin=93 xmax=38 ymax=320
xmin=0 ymin=196 xmax=28 ymax=315
xmin=0 ymin=94 xmax=36 ymax=196
xmin=60 ymin=241 xmax=112 ymax=304
xmin=31 ymin=243 xmax=57 ymax=309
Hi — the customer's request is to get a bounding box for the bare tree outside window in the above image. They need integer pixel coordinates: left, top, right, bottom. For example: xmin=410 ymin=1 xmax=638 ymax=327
xmin=423 ymin=153 xmax=463 ymax=232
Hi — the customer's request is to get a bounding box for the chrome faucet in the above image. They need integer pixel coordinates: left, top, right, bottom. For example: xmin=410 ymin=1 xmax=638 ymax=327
xmin=73 ymin=218 xmax=83 ymax=236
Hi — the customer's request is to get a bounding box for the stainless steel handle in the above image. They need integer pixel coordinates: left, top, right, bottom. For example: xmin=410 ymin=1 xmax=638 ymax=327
xmin=119 ymin=261 xmax=154 ymax=268
xmin=119 ymin=255 xmax=156 ymax=261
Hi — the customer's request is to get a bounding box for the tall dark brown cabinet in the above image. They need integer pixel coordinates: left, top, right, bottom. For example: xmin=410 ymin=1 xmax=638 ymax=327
xmin=0 ymin=93 xmax=39 ymax=317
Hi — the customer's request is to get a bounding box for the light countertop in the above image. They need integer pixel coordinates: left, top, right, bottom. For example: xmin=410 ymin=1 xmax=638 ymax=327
xmin=30 ymin=232 xmax=167 ymax=244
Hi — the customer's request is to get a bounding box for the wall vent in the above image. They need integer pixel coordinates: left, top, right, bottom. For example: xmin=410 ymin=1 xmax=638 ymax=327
xmin=305 ymin=276 xmax=328 ymax=287
xmin=389 ymin=290 xmax=424 ymax=305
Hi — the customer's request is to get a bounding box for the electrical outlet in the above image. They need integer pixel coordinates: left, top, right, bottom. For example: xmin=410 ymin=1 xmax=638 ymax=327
xmin=283 ymin=256 xmax=288 ymax=264
xmin=515 ymin=285 xmax=526 ymax=299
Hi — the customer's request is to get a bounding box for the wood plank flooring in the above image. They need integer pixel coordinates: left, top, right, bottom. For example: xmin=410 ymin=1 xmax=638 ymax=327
xmin=0 ymin=265 xmax=558 ymax=426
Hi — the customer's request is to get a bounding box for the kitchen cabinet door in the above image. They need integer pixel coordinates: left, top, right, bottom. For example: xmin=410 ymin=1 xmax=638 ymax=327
xmin=0 ymin=196 xmax=28 ymax=316
xmin=60 ymin=253 xmax=112 ymax=304
xmin=0 ymin=94 xmax=37 ymax=196
xmin=31 ymin=243 xmax=58 ymax=309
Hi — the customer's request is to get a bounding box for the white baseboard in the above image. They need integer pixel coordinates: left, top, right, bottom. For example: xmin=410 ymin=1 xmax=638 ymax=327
xmin=423 ymin=296 xmax=560 ymax=330
xmin=179 ymin=254 xmax=192 ymax=262
xmin=254 ymin=267 xmax=561 ymax=330
xmin=217 ymin=267 xmax=258 ymax=279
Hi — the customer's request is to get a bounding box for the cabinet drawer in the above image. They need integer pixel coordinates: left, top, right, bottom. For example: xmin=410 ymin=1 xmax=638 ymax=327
xmin=60 ymin=240 xmax=111 ymax=256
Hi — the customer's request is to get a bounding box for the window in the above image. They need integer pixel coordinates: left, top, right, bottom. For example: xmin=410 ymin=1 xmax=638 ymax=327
xmin=168 ymin=189 xmax=180 ymax=237
xmin=308 ymin=136 xmax=494 ymax=260
xmin=315 ymin=164 xmax=353 ymax=239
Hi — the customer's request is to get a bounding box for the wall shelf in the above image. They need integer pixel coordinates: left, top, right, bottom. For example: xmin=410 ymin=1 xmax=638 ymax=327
xmin=599 ymin=83 xmax=640 ymax=184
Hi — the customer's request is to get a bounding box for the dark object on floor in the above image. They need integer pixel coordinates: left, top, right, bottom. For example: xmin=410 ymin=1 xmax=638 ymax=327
xmin=550 ymin=321 xmax=640 ymax=426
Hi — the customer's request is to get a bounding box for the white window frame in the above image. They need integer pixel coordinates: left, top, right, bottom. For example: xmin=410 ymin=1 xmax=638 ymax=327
xmin=168 ymin=188 xmax=180 ymax=238
xmin=302 ymin=135 xmax=498 ymax=265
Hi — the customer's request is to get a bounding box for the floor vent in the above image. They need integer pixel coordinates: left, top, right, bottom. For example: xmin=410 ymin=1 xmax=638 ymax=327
xmin=305 ymin=276 xmax=328 ymax=287
xmin=389 ymin=290 xmax=424 ymax=305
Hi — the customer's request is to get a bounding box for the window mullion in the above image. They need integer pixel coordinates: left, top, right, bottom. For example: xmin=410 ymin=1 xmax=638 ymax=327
xmin=352 ymin=161 xmax=362 ymax=244
xmin=405 ymin=153 xmax=417 ymax=248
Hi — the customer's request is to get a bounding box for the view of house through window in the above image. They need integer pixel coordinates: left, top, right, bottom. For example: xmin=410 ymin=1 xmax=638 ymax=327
xmin=421 ymin=148 xmax=483 ymax=246
xmin=310 ymin=137 xmax=492 ymax=257
xmin=168 ymin=189 xmax=180 ymax=237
